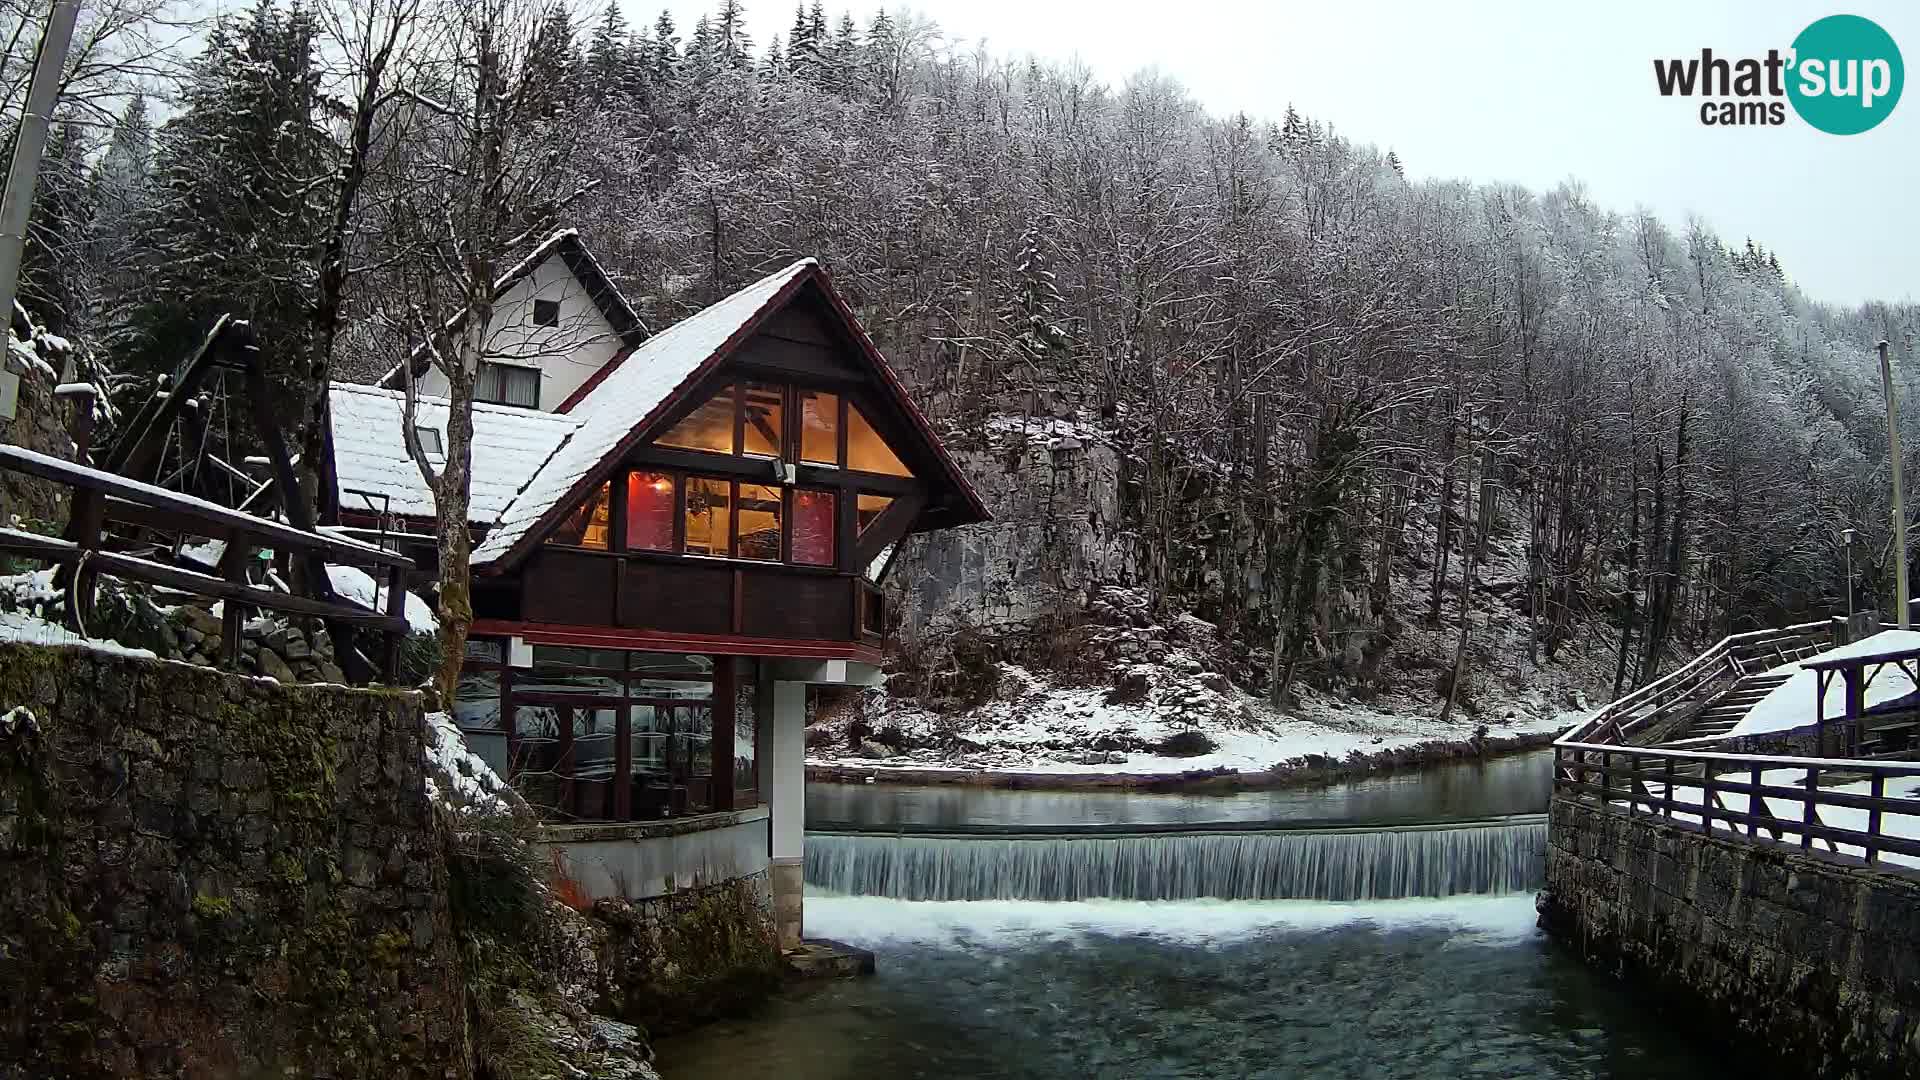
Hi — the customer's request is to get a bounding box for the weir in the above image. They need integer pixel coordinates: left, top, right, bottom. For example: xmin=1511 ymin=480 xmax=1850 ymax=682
xmin=804 ymin=814 xmax=1546 ymax=902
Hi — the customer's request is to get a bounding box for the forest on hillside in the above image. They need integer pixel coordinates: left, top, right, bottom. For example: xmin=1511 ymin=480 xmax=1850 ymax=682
xmin=8 ymin=0 xmax=1919 ymax=708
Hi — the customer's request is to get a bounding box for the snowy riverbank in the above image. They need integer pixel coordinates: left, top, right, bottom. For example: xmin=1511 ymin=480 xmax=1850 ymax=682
xmin=806 ymin=662 xmax=1580 ymax=790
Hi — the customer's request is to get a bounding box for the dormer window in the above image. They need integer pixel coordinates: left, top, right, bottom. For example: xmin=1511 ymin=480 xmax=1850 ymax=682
xmin=414 ymin=425 xmax=445 ymax=457
xmin=532 ymin=298 xmax=560 ymax=327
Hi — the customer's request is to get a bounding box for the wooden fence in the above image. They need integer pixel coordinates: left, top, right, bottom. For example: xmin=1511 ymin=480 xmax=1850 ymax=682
xmin=0 ymin=442 xmax=414 ymax=682
xmin=1554 ymin=740 xmax=1920 ymax=866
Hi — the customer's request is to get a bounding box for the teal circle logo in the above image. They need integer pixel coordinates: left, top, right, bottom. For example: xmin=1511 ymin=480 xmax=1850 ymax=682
xmin=1787 ymin=14 xmax=1903 ymax=134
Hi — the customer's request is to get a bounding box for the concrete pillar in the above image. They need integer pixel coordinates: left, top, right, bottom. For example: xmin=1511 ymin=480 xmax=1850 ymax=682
xmin=768 ymin=679 xmax=806 ymax=950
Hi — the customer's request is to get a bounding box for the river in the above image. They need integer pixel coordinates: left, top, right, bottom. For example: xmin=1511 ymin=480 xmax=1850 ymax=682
xmin=656 ymin=752 xmax=1729 ymax=1079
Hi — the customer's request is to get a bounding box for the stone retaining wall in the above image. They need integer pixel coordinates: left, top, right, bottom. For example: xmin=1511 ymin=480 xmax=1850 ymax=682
xmin=1541 ymin=794 xmax=1920 ymax=1079
xmin=0 ymin=641 xmax=468 ymax=1079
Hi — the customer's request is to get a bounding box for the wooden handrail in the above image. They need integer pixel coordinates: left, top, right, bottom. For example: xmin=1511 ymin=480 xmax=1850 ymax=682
xmin=1554 ymin=739 xmax=1920 ymax=866
xmin=1562 ymin=620 xmax=1831 ymax=745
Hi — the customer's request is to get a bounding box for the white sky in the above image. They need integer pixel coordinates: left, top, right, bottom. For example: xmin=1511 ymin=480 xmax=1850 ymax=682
xmin=640 ymin=0 xmax=1918 ymax=309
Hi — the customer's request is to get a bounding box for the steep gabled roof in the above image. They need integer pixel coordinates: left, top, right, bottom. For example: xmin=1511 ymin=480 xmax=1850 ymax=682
xmin=471 ymin=258 xmax=990 ymax=571
xmin=378 ymin=229 xmax=645 ymax=389
xmin=328 ymin=382 xmax=580 ymax=522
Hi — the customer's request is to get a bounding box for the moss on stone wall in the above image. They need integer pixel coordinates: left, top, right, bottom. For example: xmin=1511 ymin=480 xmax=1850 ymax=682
xmin=0 ymin=641 xmax=470 ymax=1079
xmin=592 ymin=875 xmax=784 ymax=1036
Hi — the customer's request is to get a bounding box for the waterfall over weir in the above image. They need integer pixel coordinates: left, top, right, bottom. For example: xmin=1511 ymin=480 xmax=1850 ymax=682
xmin=804 ymin=816 xmax=1547 ymax=902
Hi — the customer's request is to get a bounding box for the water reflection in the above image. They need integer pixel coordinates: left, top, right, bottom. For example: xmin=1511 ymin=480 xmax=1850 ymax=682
xmin=807 ymin=750 xmax=1553 ymax=830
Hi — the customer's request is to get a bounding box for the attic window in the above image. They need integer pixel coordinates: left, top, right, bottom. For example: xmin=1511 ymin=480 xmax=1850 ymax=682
xmin=414 ymin=425 xmax=444 ymax=457
xmin=532 ymin=298 xmax=560 ymax=327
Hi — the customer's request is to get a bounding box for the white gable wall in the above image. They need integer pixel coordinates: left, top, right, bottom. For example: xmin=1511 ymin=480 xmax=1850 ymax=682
xmin=415 ymin=257 xmax=625 ymax=412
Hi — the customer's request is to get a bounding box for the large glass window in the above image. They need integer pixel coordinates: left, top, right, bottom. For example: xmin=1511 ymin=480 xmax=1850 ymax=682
xmin=742 ymin=382 xmax=784 ymax=458
xmin=626 ymin=471 xmax=675 ymax=551
xmin=848 ymin=405 xmax=911 ymax=476
xmin=685 ymin=477 xmax=732 ymax=556
xmin=736 ymin=484 xmax=783 ymax=561
xmin=733 ymin=658 xmax=759 ymax=807
xmin=549 ymin=482 xmax=611 ymax=549
xmin=799 ymin=391 xmax=838 ymax=465
xmin=793 ymin=490 xmax=836 ymax=565
xmin=658 ymin=382 xmax=737 ymax=454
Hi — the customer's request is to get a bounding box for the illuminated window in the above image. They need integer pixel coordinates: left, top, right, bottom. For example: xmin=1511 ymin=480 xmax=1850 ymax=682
xmin=793 ymin=490 xmax=836 ymax=565
xmin=742 ymin=382 xmax=784 ymax=458
xmin=848 ymin=405 xmax=911 ymax=476
xmin=625 ymin=471 xmax=675 ymax=551
xmin=799 ymin=390 xmax=839 ymax=465
xmin=658 ymin=384 xmax=737 ymax=454
xmin=684 ymin=478 xmax=731 ymax=556
xmin=856 ymin=493 xmax=893 ymax=536
xmin=736 ymin=484 xmax=783 ymax=561
xmin=549 ymin=482 xmax=611 ymax=549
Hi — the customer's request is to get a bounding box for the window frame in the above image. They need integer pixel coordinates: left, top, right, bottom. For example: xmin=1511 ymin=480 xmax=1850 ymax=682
xmin=531 ymin=297 xmax=561 ymax=327
xmin=653 ymin=379 xmax=916 ymax=481
xmin=475 ymin=359 xmax=542 ymax=409
xmin=456 ymin=642 xmax=754 ymax=821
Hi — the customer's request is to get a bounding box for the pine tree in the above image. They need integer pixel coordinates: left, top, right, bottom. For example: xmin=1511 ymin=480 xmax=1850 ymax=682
xmin=822 ymin=12 xmax=858 ymax=94
xmin=117 ymin=0 xmax=334 ymax=444
xmin=1002 ymin=222 xmax=1072 ymax=374
xmin=650 ymin=10 xmax=680 ymax=89
xmin=715 ymin=0 xmax=752 ymax=70
xmin=586 ymin=4 xmax=631 ymax=99
xmin=88 ymin=94 xmax=154 ymax=326
xmin=787 ymin=2 xmax=815 ymax=76
xmin=1385 ymin=149 xmax=1404 ymax=177
xmin=525 ymin=6 xmax=580 ymax=115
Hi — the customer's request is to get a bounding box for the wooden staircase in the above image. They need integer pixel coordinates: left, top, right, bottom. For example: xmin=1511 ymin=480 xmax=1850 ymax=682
xmin=1670 ymin=671 xmax=1796 ymax=742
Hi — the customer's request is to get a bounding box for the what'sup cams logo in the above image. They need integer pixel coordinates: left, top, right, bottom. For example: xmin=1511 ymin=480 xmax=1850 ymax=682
xmin=1654 ymin=14 xmax=1903 ymax=134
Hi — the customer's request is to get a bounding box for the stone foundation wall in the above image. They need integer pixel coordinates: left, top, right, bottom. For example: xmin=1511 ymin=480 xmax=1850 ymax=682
xmin=593 ymin=873 xmax=783 ymax=1037
xmin=1541 ymin=794 xmax=1920 ymax=1079
xmin=0 ymin=642 xmax=469 ymax=1079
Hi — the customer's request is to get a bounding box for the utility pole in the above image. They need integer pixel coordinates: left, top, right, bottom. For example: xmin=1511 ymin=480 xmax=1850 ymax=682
xmin=1881 ymin=340 xmax=1909 ymax=629
xmin=0 ymin=0 xmax=81 ymax=421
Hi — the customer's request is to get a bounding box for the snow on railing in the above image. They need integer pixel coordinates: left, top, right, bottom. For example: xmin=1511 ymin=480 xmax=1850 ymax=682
xmin=1554 ymin=738 xmax=1920 ymax=867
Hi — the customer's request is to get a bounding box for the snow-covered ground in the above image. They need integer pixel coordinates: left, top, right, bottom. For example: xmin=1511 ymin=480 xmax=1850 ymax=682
xmin=809 ymin=661 xmax=1579 ymax=778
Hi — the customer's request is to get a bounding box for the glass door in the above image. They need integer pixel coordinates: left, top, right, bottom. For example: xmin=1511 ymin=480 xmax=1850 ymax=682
xmin=512 ymin=698 xmax=623 ymax=821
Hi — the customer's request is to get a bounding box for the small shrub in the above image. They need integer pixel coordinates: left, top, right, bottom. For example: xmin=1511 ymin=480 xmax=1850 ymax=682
xmin=874 ymin=723 xmax=911 ymax=751
xmin=448 ymin=821 xmax=547 ymax=940
xmin=846 ymin=719 xmax=873 ymax=750
xmin=1157 ymin=729 xmax=1217 ymax=757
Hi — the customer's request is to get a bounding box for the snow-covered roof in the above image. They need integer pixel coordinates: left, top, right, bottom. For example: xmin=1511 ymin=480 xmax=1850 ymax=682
xmin=327 ymin=382 xmax=581 ymax=523
xmin=1727 ymin=629 xmax=1920 ymax=738
xmin=471 ymin=259 xmax=818 ymax=564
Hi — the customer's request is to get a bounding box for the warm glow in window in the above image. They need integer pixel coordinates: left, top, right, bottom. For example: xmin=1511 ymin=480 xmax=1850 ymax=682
xmin=685 ymin=478 xmax=731 ymax=556
xmin=856 ymin=493 xmax=893 ymax=536
xmin=736 ymin=484 xmax=783 ymax=561
xmin=626 ymin=471 xmax=675 ymax=551
xmin=800 ymin=391 xmax=839 ymax=465
xmin=848 ymin=406 xmax=911 ymax=476
xmin=549 ymin=482 xmax=611 ymax=548
xmin=658 ymin=384 xmax=737 ymax=454
xmin=793 ymin=490 xmax=836 ymax=565
xmin=742 ymin=382 xmax=784 ymax=458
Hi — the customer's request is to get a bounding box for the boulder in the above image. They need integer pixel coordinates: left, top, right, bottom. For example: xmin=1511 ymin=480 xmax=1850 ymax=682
xmin=856 ymin=740 xmax=895 ymax=760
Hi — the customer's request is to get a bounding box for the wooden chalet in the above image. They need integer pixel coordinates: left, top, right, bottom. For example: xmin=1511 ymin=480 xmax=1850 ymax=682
xmin=321 ymin=234 xmax=986 ymax=944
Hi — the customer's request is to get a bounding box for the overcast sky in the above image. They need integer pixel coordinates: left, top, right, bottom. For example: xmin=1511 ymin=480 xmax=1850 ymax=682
xmin=641 ymin=0 xmax=1917 ymax=309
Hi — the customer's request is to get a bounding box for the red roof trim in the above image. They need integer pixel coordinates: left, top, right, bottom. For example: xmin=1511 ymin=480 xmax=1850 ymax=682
xmin=472 ymin=618 xmax=885 ymax=663
xmin=554 ymin=341 xmax=636 ymax=414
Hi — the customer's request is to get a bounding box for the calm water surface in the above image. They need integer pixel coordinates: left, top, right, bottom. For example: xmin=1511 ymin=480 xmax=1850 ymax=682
xmin=806 ymin=750 xmax=1553 ymax=830
xmin=656 ymin=894 xmax=1728 ymax=1080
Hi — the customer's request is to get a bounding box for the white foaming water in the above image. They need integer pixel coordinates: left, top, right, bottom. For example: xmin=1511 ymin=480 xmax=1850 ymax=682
xmin=806 ymin=820 xmax=1545 ymax=902
xmin=804 ymin=893 xmax=1544 ymax=950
